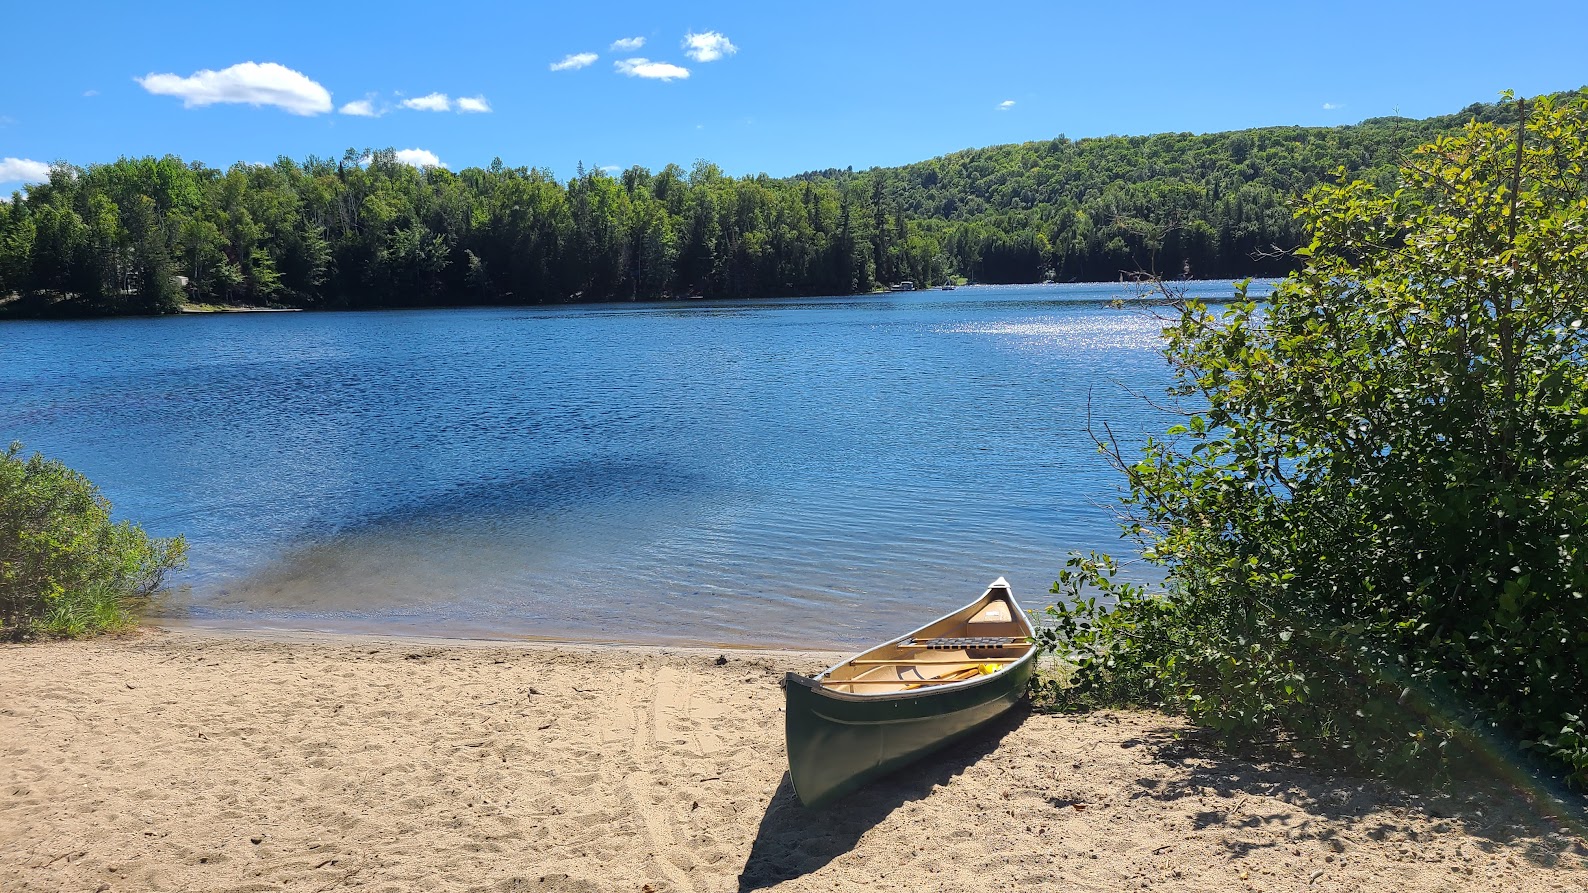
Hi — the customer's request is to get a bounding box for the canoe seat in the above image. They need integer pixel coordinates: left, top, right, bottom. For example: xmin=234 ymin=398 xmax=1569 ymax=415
xmin=913 ymin=636 xmax=1022 ymax=650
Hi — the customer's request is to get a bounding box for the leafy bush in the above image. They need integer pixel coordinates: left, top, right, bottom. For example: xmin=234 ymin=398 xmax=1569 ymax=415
xmin=0 ymin=443 xmax=186 ymax=639
xmin=1037 ymin=91 xmax=1588 ymax=787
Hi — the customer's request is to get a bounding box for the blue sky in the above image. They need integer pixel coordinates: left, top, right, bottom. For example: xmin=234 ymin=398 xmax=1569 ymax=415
xmin=3 ymin=0 xmax=1587 ymax=187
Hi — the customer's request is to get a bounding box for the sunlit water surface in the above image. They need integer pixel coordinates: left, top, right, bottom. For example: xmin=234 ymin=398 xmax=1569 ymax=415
xmin=0 ymin=282 xmax=1257 ymax=648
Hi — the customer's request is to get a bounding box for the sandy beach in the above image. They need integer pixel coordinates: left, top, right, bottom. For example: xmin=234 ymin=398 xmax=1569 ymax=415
xmin=2 ymin=628 xmax=1584 ymax=892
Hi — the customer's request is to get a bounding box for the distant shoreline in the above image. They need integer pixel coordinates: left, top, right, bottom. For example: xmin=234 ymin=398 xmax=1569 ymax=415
xmin=2 ymin=278 xmax=1273 ymax=322
xmin=179 ymin=303 xmax=304 ymax=314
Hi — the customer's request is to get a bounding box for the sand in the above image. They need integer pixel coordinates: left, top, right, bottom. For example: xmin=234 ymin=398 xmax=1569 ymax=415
xmin=2 ymin=628 xmax=1585 ymax=892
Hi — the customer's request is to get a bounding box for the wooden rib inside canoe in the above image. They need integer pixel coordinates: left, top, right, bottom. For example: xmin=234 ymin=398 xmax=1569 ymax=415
xmin=816 ymin=587 xmax=1034 ymax=695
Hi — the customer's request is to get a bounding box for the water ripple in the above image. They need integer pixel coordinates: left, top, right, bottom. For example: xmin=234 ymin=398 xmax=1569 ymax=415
xmin=0 ymin=282 xmax=1229 ymax=647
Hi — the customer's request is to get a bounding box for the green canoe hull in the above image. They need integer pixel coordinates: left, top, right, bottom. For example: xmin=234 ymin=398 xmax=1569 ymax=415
xmin=783 ymin=655 xmax=1033 ymax=809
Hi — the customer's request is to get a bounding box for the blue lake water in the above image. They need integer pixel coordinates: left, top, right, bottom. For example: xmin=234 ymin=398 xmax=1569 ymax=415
xmin=0 ymin=282 xmax=1254 ymax=648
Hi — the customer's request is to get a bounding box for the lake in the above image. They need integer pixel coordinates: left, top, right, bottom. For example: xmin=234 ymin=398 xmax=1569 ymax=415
xmin=0 ymin=282 xmax=1252 ymax=648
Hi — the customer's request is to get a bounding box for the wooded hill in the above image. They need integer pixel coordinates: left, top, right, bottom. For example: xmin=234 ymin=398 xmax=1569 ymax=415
xmin=0 ymin=93 xmax=1556 ymax=316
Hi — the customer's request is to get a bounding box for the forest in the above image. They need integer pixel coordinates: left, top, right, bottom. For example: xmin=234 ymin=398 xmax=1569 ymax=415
xmin=0 ymin=94 xmax=1544 ymax=316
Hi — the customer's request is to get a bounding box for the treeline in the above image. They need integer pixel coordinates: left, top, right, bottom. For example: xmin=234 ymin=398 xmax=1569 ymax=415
xmin=801 ymin=97 xmax=1535 ymax=283
xmin=0 ymin=94 xmax=1557 ymax=316
xmin=0 ymin=155 xmax=920 ymax=316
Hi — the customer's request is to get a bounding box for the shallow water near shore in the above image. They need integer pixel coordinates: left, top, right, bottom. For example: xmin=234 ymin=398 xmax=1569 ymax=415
xmin=1 ymin=282 xmax=1258 ymax=647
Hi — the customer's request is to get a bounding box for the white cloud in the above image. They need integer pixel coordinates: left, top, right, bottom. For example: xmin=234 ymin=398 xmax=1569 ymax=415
xmin=997 ymin=99 xmax=1015 ymax=111
xmin=682 ymin=31 xmax=736 ymax=62
xmin=611 ymin=36 xmax=645 ymax=51
xmin=615 ymin=58 xmax=690 ymax=81
xmin=339 ymin=98 xmax=381 ymax=117
xmin=551 ymin=52 xmax=599 ymax=71
xmin=344 ymin=93 xmax=484 ymax=115
xmin=0 ymin=157 xmax=50 ymax=184
xmin=1322 ymin=101 xmax=1344 ymax=110
xmin=600 ymin=164 xmax=621 ymax=173
xmin=136 ymin=61 xmax=332 ymax=115
xmin=394 ymin=148 xmax=445 ymax=168
xmin=402 ymin=92 xmax=451 ymax=112
xmin=83 ymin=89 xmax=99 ymax=97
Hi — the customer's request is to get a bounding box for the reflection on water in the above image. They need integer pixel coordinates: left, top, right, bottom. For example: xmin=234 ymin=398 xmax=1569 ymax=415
xmin=0 ymin=281 xmax=1260 ymax=647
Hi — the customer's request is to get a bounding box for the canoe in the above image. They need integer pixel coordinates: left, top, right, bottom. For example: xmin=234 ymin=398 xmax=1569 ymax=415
xmin=784 ymin=577 xmax=1036 ymax=808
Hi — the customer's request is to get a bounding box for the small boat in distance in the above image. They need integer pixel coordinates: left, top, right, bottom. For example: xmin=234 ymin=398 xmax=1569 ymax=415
xmin=784 ymin=578 xmax=1036 ymax=808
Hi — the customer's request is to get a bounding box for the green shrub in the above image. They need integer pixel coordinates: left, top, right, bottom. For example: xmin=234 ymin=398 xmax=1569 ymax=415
xmin=0 ymin=443 xmax=186 ymax=639
xmin=1038 ymin=91 xmax=1588 ymax=788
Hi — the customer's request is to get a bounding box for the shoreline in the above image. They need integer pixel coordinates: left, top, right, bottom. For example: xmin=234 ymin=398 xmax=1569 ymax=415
xmin=3 ymin=278 xmax=1273 ymax=322
xmin=144 ymin=620 xmax=849 ymax=661
xmin=152 ymin=615 xmax=860 ymax=654
xmin=179 ymin=304 xmax=304 ymax=313
xmin=3 ymin=628 xmax=1584 ymax=892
